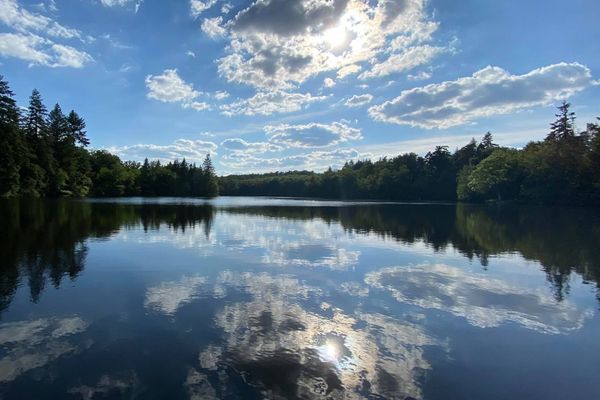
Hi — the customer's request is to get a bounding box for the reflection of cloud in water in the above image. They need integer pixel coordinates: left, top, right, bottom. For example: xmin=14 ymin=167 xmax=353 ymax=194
xmin=68 ymin=372 xmax=138 ymax=400
xmin=217 ymin=215 xmax=361 ymax=270
xmin=340 ymin=281 xmax=370 ymax=297
xmin=144 ymin=275 xmax=207 ymax=316
xmin=365 ymin=264 xmax=594 ymax=334
xmin=201 ymin=271 xmax=436 ymax=399
xmin=0 ymin=317 xmax=89 ymax=382
xmin=264 ymin=244 xmax=360 ymax=270
xmin=185 ymin=368 xmax=217 ymax=400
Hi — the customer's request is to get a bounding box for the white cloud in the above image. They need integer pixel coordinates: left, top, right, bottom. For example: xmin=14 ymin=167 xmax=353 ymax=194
xmin=217 ymin=0 xmax=443 ymax=89
xmin=185 ymin=101 xmax=211 ymax=111
xmin=407 ymin=70 xmax=432 ymax=81
xmin=220 ymin=90 xmax=327 ymax=116
xmin=220 ymin=2 xmax=232 ymax=14
xmin=0 ymin=0 xmax=93 ymax=68
xmin=220 ymin=138 xmax=281 ymax=153
xmin=220 ymin=147 xmax=364 ymax=172
xmin=107 ymin=139 xmax=218 ymax=163
xmin=145 ymin=69 xmax=212 ymax=111
xmin=344 ymin=93 xmax=373 ymax=107
xmin=213 ymin=90 xmax=229 ymax=100
xmin=186 ymin=50 xmax=196 ymax=58
xmin=0 ymin=0 xmax=81 ymax=39
xmin=323 ymin=77 xmax=336 ymax=88
xmin=0 ymin=33 xmax=92 ymax=68
xmin=201 ymin=16 xmax=227 ymax=38
xmin=190 ymin=0 xmax=217 ymax=18
xmin=265 ymin=121 xmax=362 ymax=148
xmin=337 ymin=64 xmax=361 ymax=79
xmin=359 ymin=45 xmax=445 ymax=80
xmin=50 ymin=43 xmax=93 ymax=68
xmin=369 ymin=62 xmax=598 ymax=129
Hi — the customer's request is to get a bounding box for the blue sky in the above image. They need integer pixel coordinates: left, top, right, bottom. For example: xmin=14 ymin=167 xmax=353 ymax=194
xmin=1 ymin=0 xmax=599 ymax=174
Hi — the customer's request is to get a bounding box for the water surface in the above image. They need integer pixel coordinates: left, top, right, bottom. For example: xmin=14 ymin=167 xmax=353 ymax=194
xmin=1 ymin=197 xmax=599 ymax=399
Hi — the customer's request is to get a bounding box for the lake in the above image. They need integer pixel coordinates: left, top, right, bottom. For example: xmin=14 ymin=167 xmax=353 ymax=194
xmin=0 ymin=197 xmax=599 ymax=400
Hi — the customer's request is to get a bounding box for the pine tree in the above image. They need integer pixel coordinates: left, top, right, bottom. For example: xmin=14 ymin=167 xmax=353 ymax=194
xmin=588 ymin=118 xmax=600 ymax=185
xmin=24 ymin=89 xmax=48 ymax=138
xmin=202 ymin=154 xmax=218 ymax=197
xmin=0 ymin=76 xmax=23 ymax=196
xmin=22 ymin=89 xmax=52 ymax=195
xmin=66 ymin=110 xmax=89 ymax=147
xmin=547 ymin=101 xmax=576 ymax=142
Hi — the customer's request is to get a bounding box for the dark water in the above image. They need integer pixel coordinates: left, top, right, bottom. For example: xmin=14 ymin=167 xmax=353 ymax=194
xmin=1 ymin=198 xmax=599 ymax=400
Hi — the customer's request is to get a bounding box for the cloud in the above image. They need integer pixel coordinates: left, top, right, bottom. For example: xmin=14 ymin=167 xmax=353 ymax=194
xmin=369 ymin=62 xmax=598 ymax=129
xmin=407 ymin=70 xmax=432 ymax=81
xmin=365 ymin=264 xmax=594 ymax=334
xmin=359 ymin=45 xmax=445 ymax=80
xmin=220 ymin=2 xmax=232 ymax=14
xmin=107 ymin=139 xmax=218 ymax=163
xmin=344 ymin=93 xmax=373 ymax=107
xmin=221 ymin=147 xmax=364 ymax=172
xmin=201 ymin=16 xmax=227 ymax=38
xmin=0 ymin=0 xmax=82 ymax=39
xmin=186 ymin=50 xmax=195 ymax=58
xmin=265 ymin=121 xmax=362 ymax=148
xmin=213 ymin=90 xmax=229 ymax=100
xmin=0 ymin=32 xmax=92 ymax=67
xmin=220 ymin=90 xmax=327 ymax=116
xmin=220 ymin=138 xmax=281 ymax=153
xmin=217 ymin=0 xmax=443 ymax=89
xmin=0 ymin=0 xmax=93 ymax=68
xmin=145 ymin=69 xmax=212 ymax=111
xmin=323 ymin=77 xmax=336 ymax=88
xmin=337 ymin=64 xmax=361 ymax=79
xmin=190 ymin=0 xmax=217 ymax=18
xmin=100 ymin=0 xmax=143 ymax=10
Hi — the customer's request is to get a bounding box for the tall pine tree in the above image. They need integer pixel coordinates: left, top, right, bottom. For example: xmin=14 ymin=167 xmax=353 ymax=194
xmin=0 ymin=76 xmax=23 ymax=196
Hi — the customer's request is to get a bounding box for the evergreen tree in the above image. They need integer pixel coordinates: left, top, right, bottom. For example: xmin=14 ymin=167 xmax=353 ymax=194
xmin=588 ymin=119 xmax=600 ymax=187
xmin=202 ymin=154 xmax=219 ymax=197
xmin=24 ymin=89 xmax=48 ymax=138
xmin=47 ymin=103 xmax=68 ymax=196
xmin=547 ymin=101 xmax=576 ymax=142
xmin=66 ymin=110 xmax=90 ymax=147
xmin=0 ymin=76 xmax=23 ymax=196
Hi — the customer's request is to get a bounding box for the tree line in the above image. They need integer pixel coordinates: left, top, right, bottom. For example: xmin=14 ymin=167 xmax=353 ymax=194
xmin=221 ymin=102 xmax=600 ymax=205
xmin=2 ymin=74 xmax=600 ymax=204
xmin=0 ymin=75 xmax=219 ymax=198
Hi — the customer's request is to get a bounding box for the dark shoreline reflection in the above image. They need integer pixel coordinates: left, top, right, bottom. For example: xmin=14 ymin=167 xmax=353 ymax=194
xmin=0 ymin=199 xmax=215 ymax=313
xmin=223 ymin=203 xmax=600 ymax=302
xmin=2 ymin=199 xmax=600 ymax=315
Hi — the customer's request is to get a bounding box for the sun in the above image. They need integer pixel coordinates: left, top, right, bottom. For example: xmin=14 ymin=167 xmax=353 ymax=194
xmin=324 ymin=24 xmax=348 ymax=48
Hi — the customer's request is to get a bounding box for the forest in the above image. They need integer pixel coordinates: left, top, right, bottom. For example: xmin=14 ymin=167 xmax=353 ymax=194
xmin=220 ymin=104 xmax=600 ymax=205
xmin=0 ymin=76 xmax=219 ymax=198
xmin=1 ymin=74 xmax=600 ymax=205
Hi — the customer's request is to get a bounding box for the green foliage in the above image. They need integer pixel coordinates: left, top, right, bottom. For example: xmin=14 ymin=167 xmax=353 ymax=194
xmin=467 ymin=149 xmax=523 ymax=201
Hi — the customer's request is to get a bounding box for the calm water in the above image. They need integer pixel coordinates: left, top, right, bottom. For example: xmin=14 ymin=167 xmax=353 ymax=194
xmin=1 ymin=198 xmax=599 ymax=400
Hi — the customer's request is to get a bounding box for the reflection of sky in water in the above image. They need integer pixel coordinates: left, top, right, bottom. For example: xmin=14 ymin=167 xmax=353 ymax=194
xmin=1 ymin=201 xmax=600 ymax=399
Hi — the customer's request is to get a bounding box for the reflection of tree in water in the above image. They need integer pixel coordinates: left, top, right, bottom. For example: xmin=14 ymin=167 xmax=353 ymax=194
xmin=226 ymin=204 xmax=600 ymax=303
xmin=0 ymin=200 xmax=215 ymax=314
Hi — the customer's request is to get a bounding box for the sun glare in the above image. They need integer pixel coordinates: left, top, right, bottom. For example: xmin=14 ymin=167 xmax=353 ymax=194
xmin=324 ymin=25 xmax=348 ymax=48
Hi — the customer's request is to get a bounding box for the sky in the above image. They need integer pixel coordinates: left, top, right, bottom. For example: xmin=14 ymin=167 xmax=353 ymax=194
xmin=1 ymin=0 xmax=599 ymax=174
